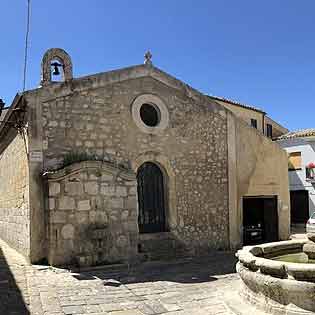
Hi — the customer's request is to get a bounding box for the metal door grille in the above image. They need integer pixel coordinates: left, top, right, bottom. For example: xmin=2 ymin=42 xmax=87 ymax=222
xmin=137 ymin=162 xmax=166 ymax=233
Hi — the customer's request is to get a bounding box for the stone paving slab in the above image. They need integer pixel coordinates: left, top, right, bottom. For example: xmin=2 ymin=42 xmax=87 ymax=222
xmin=0 ymin=239 xmax=270 ymax=315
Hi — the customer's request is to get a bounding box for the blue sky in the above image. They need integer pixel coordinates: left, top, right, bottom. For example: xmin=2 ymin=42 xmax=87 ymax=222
xmin=1 ymin=1 xmax=315 ymax=131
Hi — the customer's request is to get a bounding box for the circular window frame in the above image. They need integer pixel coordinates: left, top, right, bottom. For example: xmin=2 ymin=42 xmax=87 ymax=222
xmin=131 ymin=94 xmax=169 ymax=134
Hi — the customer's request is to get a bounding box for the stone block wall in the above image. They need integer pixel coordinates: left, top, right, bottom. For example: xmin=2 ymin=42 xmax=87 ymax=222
xmin=46 ymin=161 xmax=138 ymax=266
xmin=24 ymin=66 xmax=230 ymax=256
xmin=31 ymin=74 xmax=229 ymax=252
xmin=227 ymin=113 xmax=290 ymax=248
xmin=0 ymin=132 xmax=30 ymax=257
xmin=235 ymin=118 xmax=290 ymax=240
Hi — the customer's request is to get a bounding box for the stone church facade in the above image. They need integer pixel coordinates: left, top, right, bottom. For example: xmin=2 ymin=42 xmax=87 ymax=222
xmin=0 ymin=48 xmax=290 ymax=266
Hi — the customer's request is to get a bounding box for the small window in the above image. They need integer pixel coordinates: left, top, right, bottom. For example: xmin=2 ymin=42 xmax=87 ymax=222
xmin=266 ymin=124 xmax=273 ymax=138
xmin=251 ymin=119 xmax=257 ymax=129
xmin=288 ymin=152 xmax=301 ymax=171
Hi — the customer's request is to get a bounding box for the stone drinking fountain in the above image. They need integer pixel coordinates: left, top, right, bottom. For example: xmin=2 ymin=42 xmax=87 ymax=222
xmin=236 ymin=234 xmax=315 ymax=314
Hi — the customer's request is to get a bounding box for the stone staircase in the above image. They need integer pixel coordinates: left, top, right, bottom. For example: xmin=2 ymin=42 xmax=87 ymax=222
xmin=138 ymin=232 xmax=191 ymax=261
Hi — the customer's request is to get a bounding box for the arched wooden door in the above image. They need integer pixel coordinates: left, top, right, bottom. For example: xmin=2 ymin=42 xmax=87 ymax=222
xmin=137 ymin=162 xmax=166 ymax=233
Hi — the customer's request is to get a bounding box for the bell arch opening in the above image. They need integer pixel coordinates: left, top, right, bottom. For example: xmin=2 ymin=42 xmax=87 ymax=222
xmin=136 ymin=162 xmax=168 ymax=233
xmin=41 ymin=48 xmax=73 ymax=85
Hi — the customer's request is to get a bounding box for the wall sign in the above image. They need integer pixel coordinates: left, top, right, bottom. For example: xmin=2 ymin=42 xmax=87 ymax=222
xmin=30 ymin=151 xmax=43 ymax=162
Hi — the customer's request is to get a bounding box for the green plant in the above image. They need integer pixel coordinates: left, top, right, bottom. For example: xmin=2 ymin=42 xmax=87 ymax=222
xmin=61 ymin=151 xmax=100 ymax=169
xmin=47 ymin=151 xmax=132 ymax=172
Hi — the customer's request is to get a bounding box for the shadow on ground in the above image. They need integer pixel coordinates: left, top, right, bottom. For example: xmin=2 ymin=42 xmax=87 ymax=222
xmin=72 ymin=251 xmax=238 ymax=285
xmin=0 ymin=246 xmax=29 ymax=315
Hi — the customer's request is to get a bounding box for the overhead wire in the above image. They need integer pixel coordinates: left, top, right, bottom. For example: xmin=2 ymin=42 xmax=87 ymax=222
xmin=21 ymin=0 xmax=31 ymax=159
xmin=22 ymin=0 xmax=31 ymax=92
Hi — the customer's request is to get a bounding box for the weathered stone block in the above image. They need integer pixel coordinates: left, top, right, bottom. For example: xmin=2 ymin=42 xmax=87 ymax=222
xmin=126 ymin=180 xmax=137 ymax=186
xmin=91 ymin=228 xmax=108 ymax=239
xmin=59 ymin=196 xmax=75 ymax=210
xmin=110 ymin=198 xmax=124 ymax=209
xmin=49 ymin=182 xmax=60 ymax=196
xmin=77 ymin=200 xmax=91 ymax=211
xmin=100 ymin=186 xmax=115 ymax=196
xmin=124 ymin=197 xmax=137 ymax=209
xmin=307 ymin=233 xmax=315 ymax=242
xmin=76 ymin=212 xmax=89 ymax=224
xmin=303 ymin=243 xmax=315 ymax=259
xmin=89 ymin=211 xmax=108 ymax=223
xmin=116 ymin=235 xmax=128 ymax=248
xmin=65 ymin=182 xmax=83 ymax=195
xmin=89 ymin=174 xmax=98 ymax=180
xmin=61 ymin=224 xmax=75 ymax=240
xmin=48 ymin=120 xmax=58 ymax=127
xmin=121 ymin=210 xmax=129 ymax=220
xmin=50 ymin=211 xmax=67 ymax=224
xmin=85 ymin=141 xmax=94 ymax=148
xmin=116 ymin=186 xmax=127 ymax=197
xmin=101 ymin=174 xmax=113 ymax=181
xmin=49 ymin=198 xmax=55 ymax=210
xmin=80 ymin=172 xmax=88 ymax=180
xmin=110 ymin=214 xmax=118 ymax=221
xmin=128 ymin=186 xmax=137 ymax=196
xmin=84 ymin=182 xmax=98 ymax=195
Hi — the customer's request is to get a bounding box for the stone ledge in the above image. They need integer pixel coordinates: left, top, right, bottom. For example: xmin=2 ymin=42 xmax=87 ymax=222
xmin=236 ymin=240 xmax=308 ymax=278
xmin=44 ymin=160 xmax=136 ymax=182
xmin=237 ymin=262 xmax=315 ymax=314
xmin=237 ymin=240 xmax=315 ymax=314
xmin=139 ymin=232 xmax=173 ymax=241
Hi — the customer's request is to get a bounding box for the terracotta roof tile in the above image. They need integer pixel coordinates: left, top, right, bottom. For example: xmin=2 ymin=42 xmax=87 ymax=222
xmin=276 ymin=128 xmax=315 ymax=140
xmin=207 ymin=95 xmax=266 ymax=114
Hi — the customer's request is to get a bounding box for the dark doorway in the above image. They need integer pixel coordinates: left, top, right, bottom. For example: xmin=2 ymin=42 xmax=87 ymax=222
xmin=137 ymin=162 xmax=167 ymax=233
xmin=243 ymin=196 xmax=278 ymax=245
xmin=290 ymin=190 xmax=309 ymax=224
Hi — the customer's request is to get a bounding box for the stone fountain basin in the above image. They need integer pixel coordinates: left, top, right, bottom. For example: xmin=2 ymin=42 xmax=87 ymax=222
xmin=236 ymin=239 xmax=315 ymax=314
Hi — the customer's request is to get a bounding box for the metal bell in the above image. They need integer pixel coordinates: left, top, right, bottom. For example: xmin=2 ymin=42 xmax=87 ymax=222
xmin=51 ymin=62 xmax=61 ymax=76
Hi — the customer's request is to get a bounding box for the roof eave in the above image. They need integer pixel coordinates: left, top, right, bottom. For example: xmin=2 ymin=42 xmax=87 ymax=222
xmin=0 ymin=93 xmax=23 ymax=139
xmin=207 ymin=95 xmax=266 ymax=114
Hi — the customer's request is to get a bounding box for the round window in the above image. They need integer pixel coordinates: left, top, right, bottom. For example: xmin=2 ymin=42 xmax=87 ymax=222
xmin=139 ymin=103 xmax=160 ymax=127
xmin=131 ymin=94 xmax=169 ymax=134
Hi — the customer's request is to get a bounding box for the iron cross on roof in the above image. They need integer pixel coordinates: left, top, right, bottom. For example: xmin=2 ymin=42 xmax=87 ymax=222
xmin=144 ymin=51 xmax=152 ymax=65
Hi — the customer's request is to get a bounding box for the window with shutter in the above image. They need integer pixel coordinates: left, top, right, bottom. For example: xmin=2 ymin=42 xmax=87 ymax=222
xmin=266 ymin=124 xmax=273 ymax=138
xmin=251 ymin=119 xmax=257 ymax=129
xmin=288 ymin=152 xmax=301 ymax=171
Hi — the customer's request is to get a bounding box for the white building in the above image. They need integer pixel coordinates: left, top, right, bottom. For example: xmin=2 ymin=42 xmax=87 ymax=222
xmin=277 ymin=129 xmax=315 ymax=225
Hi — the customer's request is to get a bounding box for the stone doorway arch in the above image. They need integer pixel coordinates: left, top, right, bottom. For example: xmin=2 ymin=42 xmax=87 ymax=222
xmin=137 ymin=162 xmax=167 ymax=233
xmin=132 ymin=152 xmax=177 ymax=231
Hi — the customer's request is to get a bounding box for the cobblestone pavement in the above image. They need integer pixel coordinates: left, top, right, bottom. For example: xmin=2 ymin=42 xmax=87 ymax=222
xmin=0 ymin=239 xmax=267 ymax=315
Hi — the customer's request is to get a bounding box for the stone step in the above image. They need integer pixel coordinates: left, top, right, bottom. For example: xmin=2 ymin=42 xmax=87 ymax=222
xmin=138 ymin=232 xmax=191 ymax=261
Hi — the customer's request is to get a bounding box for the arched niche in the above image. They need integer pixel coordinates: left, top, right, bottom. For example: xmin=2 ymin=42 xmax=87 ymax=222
xmin=41 ymin=48 xmax=73 ymax=85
